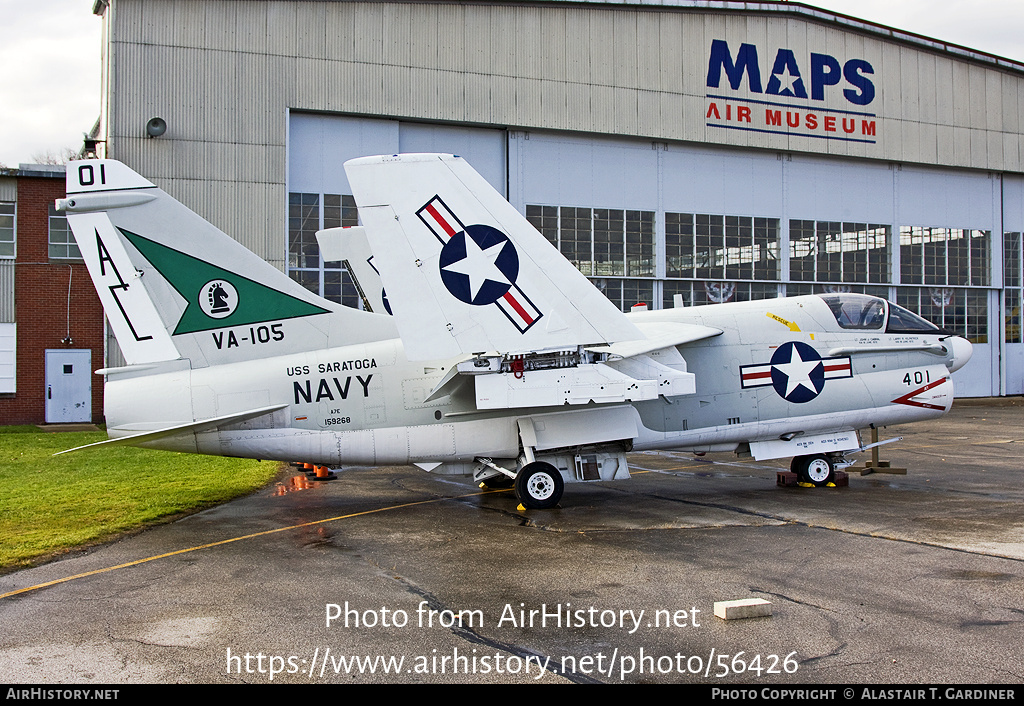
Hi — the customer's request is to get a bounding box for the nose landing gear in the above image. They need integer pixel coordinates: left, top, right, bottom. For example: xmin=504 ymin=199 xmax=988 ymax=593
xmin=514 ymin=461 xmax=564 ymax=509
xmin=791 ymin=454 xmax=836 ymax=486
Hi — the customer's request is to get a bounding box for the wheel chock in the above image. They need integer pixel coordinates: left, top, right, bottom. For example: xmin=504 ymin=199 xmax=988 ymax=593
xmin=779 ymin=470 xmax=849 ymax=487
xmin=777 ymin=471 xmax=798 ymax=487
xmin=313 ymin=465 xmax=338 ymax=481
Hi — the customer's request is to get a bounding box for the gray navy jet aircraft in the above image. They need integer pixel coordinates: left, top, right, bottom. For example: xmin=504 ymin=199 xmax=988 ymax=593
xmin=57 ymin=154 xmax=972 ymax=508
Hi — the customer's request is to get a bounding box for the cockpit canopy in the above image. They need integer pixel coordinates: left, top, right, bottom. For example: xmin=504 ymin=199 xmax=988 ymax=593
xmin=817 ymin=293 xmax=943 ymax=334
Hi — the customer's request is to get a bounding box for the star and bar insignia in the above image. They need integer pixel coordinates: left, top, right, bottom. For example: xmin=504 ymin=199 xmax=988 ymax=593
xmin=740 ymin=341 xmax=852 ymax=403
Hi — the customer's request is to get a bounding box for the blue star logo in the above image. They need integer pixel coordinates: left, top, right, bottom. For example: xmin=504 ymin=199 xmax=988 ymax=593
xmin=438 ymin=224 xmax=520 ymax=306
xmin=770 ymin=341 xmax=825 ymax=403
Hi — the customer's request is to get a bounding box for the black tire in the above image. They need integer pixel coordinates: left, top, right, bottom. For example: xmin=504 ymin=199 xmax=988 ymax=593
xmin=790 ymin=455 xmax=807 ymax=474
xmin=798 ymin=454 xmax=835 ymax=486
xmin=514 ymin=462 xmax=564 ymax=509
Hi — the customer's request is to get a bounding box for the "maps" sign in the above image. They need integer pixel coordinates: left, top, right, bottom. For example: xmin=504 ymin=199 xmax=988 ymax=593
xmin=704 ymin=39 xmax=877 ymax=144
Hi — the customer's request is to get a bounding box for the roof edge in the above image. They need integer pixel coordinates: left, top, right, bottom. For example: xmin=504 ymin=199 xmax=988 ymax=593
xmin=525 ymin=0 xmax=1024 ymax=74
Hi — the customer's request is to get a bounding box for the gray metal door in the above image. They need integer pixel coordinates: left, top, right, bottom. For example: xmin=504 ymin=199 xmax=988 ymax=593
xmin=45 ymin=349 xmax=91 ymax=423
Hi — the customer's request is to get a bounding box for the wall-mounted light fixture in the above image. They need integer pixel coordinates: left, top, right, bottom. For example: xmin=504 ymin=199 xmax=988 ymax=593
xmin=146 ymin=117 xmax=167 ymax=138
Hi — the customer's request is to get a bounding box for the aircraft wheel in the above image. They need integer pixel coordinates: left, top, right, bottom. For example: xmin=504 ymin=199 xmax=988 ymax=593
xmin=798 ymin=454 xmax=835 ymax=486
xmin=790 ymin=455 xmax=807 ymax=474
xmin=514 ymin=462 xmax=563 ymax=509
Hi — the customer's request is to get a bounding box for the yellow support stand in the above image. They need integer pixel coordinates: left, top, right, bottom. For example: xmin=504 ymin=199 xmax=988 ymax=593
xmin=851 ymin=428 xmax=907 ymax=475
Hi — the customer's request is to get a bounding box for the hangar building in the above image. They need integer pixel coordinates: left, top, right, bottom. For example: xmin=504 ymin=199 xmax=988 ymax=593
xmin=90 ymin=0 xmax=1024 ymax=398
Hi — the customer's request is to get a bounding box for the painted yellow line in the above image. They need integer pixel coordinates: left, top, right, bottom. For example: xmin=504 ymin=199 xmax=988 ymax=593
xmin=1 ymin=488 xmax=501 ymax=600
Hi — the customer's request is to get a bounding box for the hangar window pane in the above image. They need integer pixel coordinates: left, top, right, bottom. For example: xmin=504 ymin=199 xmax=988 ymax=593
xmin=816 ymin=221 xmax=842 ymax=282
xmin=290 ymin=269 xmax=320 ymax=299
xmin=626 ymin=210 xmax=655 ymax=277
xmin=323 ymin=269 xmax=360 ymax=310
xmin=753 ymin=218 xmax=779 ymax=280
xmin=1006 ymin=289 xmax=1021 ymax=344
xmin=592 ymin=278 xmax=654 ymax=312
xmin=288 ymin=193 xmax=320 ymax=269
xmin=526 ymin=205 xmax=558 ymax=248
xmin=899 ymin=227 xmax=989 ymax=287
xmin=970 ymin=231 xmax=990 ymax=287
xmin=561 ymin=207 xmax=593 ymax=276
xmin=0 ymin=203 xmax=13 ymax=258
xmin=1006 ymin=233 xmax=1022 ymax=344
xmin=725 ymin=216 xmax=752 ymax=280
xmin=48 ymin=206 xmax=80 ymax=260
xmin=671 ymin=213 xmax=777 ymax=282
xmin=287 ymin=192 xmax=361 ymax=308
xmin=790 ymin=220 xmax=889 ymax=283
xmin=665 ymin=212 xmax=694 ymax=278
xmin=593 ymin=209 xmax=625 ymax=276
xmin=786 ymin=283 xmax=889 ymax=299
xmin=695 ymin=214 xmax=723 ymax=281
xmin=1004 ymin=232 xmax=1021 ymax=288
xmin=663 ymin=280 xmax=779 ymax=308
xmin=789 ymin=220 xmax=816 ymax=282
xmin=622 ymin=278 xmax=655 ymax=310
xmin=896 ymin=287 xmax=988 ymax=343
xmin=526 ymin=205 xmax=656 ymax=285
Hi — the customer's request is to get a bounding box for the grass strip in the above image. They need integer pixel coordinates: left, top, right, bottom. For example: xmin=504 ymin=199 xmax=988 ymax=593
xmin=0 ymin=426 xmax=280 ymax=571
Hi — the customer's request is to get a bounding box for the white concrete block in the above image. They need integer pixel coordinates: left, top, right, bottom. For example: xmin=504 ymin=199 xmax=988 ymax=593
xmin=714 ymin=598 xmax=772 ymax=620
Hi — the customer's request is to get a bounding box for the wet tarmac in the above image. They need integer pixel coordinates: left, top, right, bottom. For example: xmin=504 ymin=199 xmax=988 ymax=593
xmin=1 ymin=399 xmax=1022 ymax=683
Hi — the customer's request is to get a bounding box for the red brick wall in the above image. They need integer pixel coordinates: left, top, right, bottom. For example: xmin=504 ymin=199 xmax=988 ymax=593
xmin=0 ymin=175 xmax=106 ymax=425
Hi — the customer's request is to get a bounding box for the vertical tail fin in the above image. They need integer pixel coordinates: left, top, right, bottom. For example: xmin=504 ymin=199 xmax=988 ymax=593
xmin=60 ymin=160 xmax=395 ymax=368
xmin=344 ymin=153 xmax=642 ymax=361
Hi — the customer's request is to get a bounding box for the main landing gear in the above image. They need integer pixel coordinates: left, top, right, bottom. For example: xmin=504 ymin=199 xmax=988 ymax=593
xmin=514 ymin=461 xmax=564 ymax=509
xmin=790 ymin=454 xmax=836 ymax=486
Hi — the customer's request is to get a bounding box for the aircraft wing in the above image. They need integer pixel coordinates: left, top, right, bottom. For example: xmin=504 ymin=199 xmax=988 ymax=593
xmin=55 ymin=404 xmax=287 ymax=455
xmin=344 ymin=153 xmax=644 ymax=361
xmin=585 ymin=321 xmax=723 ymax=359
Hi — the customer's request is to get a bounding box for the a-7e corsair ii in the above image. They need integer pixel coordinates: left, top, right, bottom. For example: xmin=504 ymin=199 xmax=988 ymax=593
xmin=58 ymin=154 xmax=972 ymax=509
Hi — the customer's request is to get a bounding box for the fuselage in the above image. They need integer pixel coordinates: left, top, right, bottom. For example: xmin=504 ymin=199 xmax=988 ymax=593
xmin=104 ymin=294 xmax=968 ymax=470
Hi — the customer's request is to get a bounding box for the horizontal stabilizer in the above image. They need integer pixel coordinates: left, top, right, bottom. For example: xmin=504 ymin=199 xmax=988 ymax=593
xmin=315 ymin=226 xmax=390 ymax=314
xmin=55 ymin=404 xmax=287 ymax=455
xmin=344 ymin=154 xmax=643 ymax=360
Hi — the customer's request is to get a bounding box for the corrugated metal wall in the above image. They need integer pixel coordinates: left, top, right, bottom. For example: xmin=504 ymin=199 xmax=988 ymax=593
xmin=106 ymin=0 xmax=1024 ymax=266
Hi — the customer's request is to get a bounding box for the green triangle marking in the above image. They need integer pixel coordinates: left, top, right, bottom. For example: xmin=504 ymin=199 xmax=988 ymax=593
xmin=119 ymin=228 xmax=329 ymax=335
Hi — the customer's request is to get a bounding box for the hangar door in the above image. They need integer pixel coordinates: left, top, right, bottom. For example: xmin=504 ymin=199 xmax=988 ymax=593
xmin=1004 ymin=177 xmax=1024 ymax=396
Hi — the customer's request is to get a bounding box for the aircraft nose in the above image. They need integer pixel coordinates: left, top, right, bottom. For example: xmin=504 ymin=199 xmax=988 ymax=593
xmin=946 ymin=336 xmax=973 ymax=372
